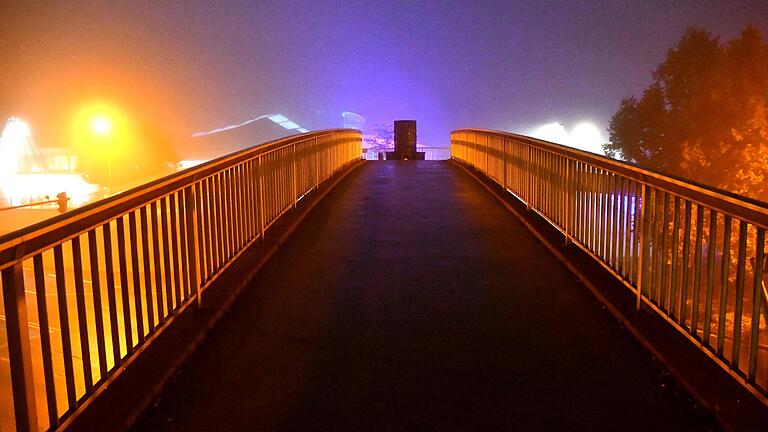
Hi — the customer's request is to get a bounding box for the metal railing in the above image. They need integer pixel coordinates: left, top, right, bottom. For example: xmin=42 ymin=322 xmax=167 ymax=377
xmin=452 ymin=128 xmax=768 ymax=403
xmin=0 ymin=129 xmax=362 ymax=431
xmin=362 ymin=146 xmax=451 ymax=161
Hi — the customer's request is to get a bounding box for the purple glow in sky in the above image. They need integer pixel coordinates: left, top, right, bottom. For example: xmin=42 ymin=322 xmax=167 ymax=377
xmin=1 ymin=0 xmax=766 ymax=151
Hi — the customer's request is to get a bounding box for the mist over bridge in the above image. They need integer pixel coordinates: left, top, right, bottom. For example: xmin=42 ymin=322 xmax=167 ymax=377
xmin=1 ymin=129 xmax=767 ymax=431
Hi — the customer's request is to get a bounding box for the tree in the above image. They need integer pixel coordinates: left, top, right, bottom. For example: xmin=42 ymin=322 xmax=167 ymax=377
xmin=605 ymin=26 xmax=768 ymax=201
xmin=364 ymin=123 xmax=394 ymax=154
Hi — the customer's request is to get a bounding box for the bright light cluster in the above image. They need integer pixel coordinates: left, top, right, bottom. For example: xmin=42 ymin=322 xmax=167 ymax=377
xmin=0 ymin=117 xmax=32 ymax=175
xmin=528 ymin=121 xmax=605 ymax=155
xmin=69 ymin=101 xmax=132 ymax=162
xmin=1 ymin=173 xmax=97 ymax=207
xmin=0 ymin=116 xmax=97 ymax=208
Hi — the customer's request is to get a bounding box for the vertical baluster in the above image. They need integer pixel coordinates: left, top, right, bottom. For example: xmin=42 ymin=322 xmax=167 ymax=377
xmin=649 ymin=190 xmax=660 ymax=302
xmin=732 ymin=221 xmax=748 ymax=368
xmin=150 ymin=202 xmax=165 ymax=319
xmin=691 ymin=206 xmax=705 ymax=336
xmin=598 ymin=171 xmax=607 ymax=260
xmin=228 ymin=167 xmax=239 ymax=252
xmin=238 ymin=164 xmax=248 ymax=246
xmin=71 ymin=237 xmax=93 ymax=392
xmin=748 ymin=228 xmax=765 ymax=381
xmin=115 ymin=217 xmax=133 ymax=354
xmin=717 ymin=216 xmax=732 ymax=356
xmin=200 ymin=178 xmax=212 ymax=278
xmin=169 ymin=194 xmax=183 ymax=306
xmin=2 ymin=259 xmax=38 ymax=431
xmin=670 ymin=198 xmax=681 ymax=317
xmin=178 ymin=192 xmax=191 ymax=298
xmin=660 ymin=193 xmax=671 ymax=310
xmin=86 ymin=230 xmax=107 ymax=380
xmin=638 ymin=185 xmax=652 ymax=307
xmin=680 ymin=201 xmax=693 ymax=324
xmin=703 ymin=209 xmax=718 ymax=345
xmin=616 ymin=177 xmax=626 ymax=276
xmin=259 ymin=156 xmax=267 ymax=235
xmin=215 ymin=174 xmax=226 ymax=265
xmin=129 ymin=212 xmax=146 ymax=340
xmin=232 ymin=167 xmax=242 ymax=251
xmin=33 ymin=254 xmax=57 ymax=428
xmin=138 ymin=208 xmax=153 ymax=333
xmin=621 ymin=179 xmax=634 ymax=280
xmin=632 ymin=182 xmax=642 ymax=284
xmin=587 ymin=166 xmax=595 ymax=251
xmin=160 ymin=197 xmax=173 ymax=313
xmin=610 ymin=174 xmax=620 ymax=269
xmin=185 ymin=185 xmax=202 ymax=306
xmin=53 ymin=244 xmax=77 ymax=408
xmin=101 ymin=223 xmax=121 ymax=367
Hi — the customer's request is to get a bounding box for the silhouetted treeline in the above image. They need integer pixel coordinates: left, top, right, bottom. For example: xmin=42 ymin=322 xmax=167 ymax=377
xmin=605 ymin=26 xmax=768 ymax=201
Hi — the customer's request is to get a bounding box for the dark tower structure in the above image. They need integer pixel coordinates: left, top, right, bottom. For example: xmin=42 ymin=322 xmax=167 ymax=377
xmin=386 ymin=120 xmax=425 ymax=160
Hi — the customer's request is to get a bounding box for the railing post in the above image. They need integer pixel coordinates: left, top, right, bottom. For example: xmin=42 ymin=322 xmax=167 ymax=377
xmin=563 ymin=158 xmax=570 ymax=246
xmin=184 ymin=185 xmax=201 ymax=307
xmin=2 ymin=260 xmax=38 ymax=432
xmin=636 ymin=184 xmax=650 ymax=310
xmin=258 ymin=155 xmax=266 ymax=237
xmin=526 ymin=145 xmax=532 ymax=210
xmin=292 ymin=142 xmax=298 ymax=208
xmin=502 ymin=139 xmax=507 ymax=189
xmin=314 ymin=138 xmax=319 ymax=187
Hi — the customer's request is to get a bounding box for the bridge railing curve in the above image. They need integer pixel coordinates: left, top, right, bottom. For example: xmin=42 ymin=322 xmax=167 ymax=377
xmin=452 ymin=128 xmax=768 ymax=404
xmin=0 ymin=129 xmax=362 ymax=431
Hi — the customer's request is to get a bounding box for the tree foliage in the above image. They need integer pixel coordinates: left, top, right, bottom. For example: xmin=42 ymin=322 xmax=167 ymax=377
xmin=605 ymin=26 xmax=768 ymax=200
xmin=364 ymin=123 xmax=395 ymax=153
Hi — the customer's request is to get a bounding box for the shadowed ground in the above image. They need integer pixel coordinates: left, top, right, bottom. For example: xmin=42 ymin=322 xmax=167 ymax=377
xmin=136 ymin=161 xmax=709 ymax=431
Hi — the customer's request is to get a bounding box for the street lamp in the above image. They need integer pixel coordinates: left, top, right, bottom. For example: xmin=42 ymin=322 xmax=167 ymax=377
xmin=90 ymin=115 xmax=113 ymax=192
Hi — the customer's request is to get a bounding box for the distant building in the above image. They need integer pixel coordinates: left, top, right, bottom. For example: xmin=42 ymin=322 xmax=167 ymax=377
xmin=0 ymin=117 xmax=94 ymax=207
xmin=184 ymin=114 xmax=309 ymax=161
xmin=341 ymin=112 xmax=365 ymax=130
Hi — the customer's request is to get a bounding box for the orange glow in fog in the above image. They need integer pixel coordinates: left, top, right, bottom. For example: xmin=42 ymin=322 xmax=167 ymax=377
xmin=70 ymin=101 xmax=132 ymax=162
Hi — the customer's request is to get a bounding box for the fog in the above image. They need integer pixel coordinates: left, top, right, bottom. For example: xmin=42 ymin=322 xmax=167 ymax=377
xmin=1 ymin=0 xmax=765 ymax=154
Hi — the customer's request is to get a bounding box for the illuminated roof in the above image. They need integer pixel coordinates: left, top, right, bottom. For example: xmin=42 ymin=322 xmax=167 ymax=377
xmin=192 ymin=113 xmax=309 ymax=137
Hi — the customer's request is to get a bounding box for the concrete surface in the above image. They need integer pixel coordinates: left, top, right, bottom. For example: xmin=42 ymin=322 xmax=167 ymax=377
xmin=136 ymin=161 xmax=713 ymax=431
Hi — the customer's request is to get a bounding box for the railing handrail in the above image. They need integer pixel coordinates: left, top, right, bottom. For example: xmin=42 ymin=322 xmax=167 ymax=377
xmin=453 ymin=128 xmax=768 ymax=228
xmin=0 ymin=128 xmax=361 ymax=431
xmin=0 ymin=129 xmax=358 ymax=270
xmin=452 ymin=127 xmax=768 ymax=405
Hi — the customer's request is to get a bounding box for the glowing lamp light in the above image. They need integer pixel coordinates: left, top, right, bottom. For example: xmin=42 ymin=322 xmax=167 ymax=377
xmin=70 ymin=102 xmax=131 ymax=160
xmin=571 ymin=122 xmax=604 ymax=154
xmin=0 ymin=117 xmax=33 ymax=176
xmin=528 ymin=121 xmax=605 ymax=155
xmin=90 ymin=116 xmax=112 ymax=136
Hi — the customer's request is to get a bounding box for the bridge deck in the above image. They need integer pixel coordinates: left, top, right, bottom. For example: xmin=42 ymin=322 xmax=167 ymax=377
xmin=137 ymin=161 xmax=706 ymax=430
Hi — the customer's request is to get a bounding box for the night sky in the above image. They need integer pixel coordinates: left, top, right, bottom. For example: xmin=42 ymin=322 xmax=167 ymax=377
xmin=1 ymin=0 xmax=766 ymax=153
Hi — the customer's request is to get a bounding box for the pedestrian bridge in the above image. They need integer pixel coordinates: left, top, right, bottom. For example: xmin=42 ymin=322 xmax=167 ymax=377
xmin=1 ymin=129 xmax=767 ymax=430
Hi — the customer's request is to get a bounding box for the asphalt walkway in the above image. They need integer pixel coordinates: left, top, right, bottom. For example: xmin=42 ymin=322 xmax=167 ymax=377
xmin=136 ymin=161 xmax=709 ymax=431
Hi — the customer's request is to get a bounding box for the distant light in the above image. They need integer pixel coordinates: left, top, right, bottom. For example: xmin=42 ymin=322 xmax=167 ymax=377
xmin=528 ymin=121 xmax=605 ymax=155
xmin=530 ymin=122 xmax=570 ymax=145
xmin=1 ymin=173 xmax=97 ymax=207
xmin=193 ymin=113 xmax=308 ymax=137
xmin=267 ymin=114 xmax=289 ymax=124
xmin=90 ymin=116 xmax=112 ymax=136
xmin=0 ymin=117 xmax=33 ymax=176
xmin=570 ymin=122 xmax=604 ymax=154
xmin=278 ymin=121 xmax=300 ymax=130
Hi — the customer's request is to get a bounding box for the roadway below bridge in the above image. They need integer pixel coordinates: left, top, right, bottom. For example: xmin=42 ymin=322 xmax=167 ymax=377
xmin=136 ymin=161 xmax=713 ymax=430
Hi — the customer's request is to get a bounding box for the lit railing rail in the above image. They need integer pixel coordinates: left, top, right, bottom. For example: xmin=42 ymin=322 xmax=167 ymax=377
xmin=0 ymin=129 xmax=361 ymax=431
xmin=452 ymin=128 xmax=768 ymax=403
